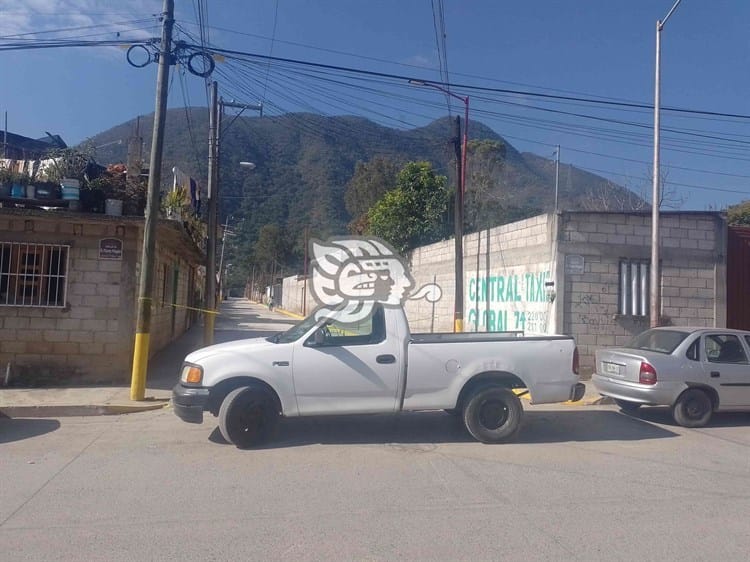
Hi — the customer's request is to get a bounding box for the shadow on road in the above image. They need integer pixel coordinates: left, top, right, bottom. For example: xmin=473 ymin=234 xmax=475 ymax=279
xmin=0 ymin=418 xmax=60 ymax=444
xmin=626 ymin=406 xmax=750 ymax=428
xmin=206 ymin=409 xmax=679 ymax=449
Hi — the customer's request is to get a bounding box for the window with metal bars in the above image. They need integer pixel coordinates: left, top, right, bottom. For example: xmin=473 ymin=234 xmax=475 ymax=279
xmin=618 ymin=259 xmax=649 ymax=317
xmin=0 ymin=242 xmax=69 ymax=307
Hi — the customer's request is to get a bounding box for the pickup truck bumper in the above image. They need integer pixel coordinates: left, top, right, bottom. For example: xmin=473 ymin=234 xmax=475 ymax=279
xmin=172 ymin=383 xmax=210 ymax=423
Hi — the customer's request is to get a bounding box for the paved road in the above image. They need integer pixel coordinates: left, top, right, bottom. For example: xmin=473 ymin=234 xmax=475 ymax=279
xmin=1 ymin=405 xmax=749 ymax=561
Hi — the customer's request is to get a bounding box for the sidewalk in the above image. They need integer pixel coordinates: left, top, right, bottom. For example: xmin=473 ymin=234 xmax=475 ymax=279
xmin=0 ymin=299 xmax=297 ymax=418
xmin=0 ymin=299 xmax=607 ymax=418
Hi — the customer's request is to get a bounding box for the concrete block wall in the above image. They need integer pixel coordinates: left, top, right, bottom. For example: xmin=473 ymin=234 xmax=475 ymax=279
xmin=148 ymin=245 xmax=196 ymax=355
xmin=275 ymin=211 xmax=726 ymax=378
xmin=0 ymin=214 xmax=139 ymax=383
xmin=277 ymin=214 xmax=557 ymax=334
xmin=407 ymin=214 xmax=556 ymax=333
xmin=0 ymin=212 xmax=205 ymax=384
xmin=281 ymin=276 xmax=313 ymax=317
xmin=559 ymin=212 xmax=726 ymax=375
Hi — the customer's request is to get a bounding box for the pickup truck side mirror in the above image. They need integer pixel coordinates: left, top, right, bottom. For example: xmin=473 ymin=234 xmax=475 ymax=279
xmin=313 ymin=324 xmax=331 ymax=346
xmin=313 ymin=327 xmax=328 ymax=346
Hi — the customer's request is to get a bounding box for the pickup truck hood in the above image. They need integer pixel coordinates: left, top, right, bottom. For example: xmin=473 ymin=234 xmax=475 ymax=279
xmin=184 ymin=337 xmax=278 ymax=364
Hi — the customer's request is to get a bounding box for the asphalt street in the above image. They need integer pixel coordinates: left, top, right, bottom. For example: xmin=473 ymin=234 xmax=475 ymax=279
xmin=1 ymin=404 xmax=749 ymax=561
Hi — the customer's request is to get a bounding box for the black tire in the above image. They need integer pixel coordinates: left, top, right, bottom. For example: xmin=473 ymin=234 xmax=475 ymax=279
xmin=672 ymin=388 xmax=713 ymax=428
xmin=463 ymin=387 xmax=523 ymax=443
xmin=218 ymin=386 xmax=278 ymax=448
xmin=615 ymin=399 xmax=642 ymax=413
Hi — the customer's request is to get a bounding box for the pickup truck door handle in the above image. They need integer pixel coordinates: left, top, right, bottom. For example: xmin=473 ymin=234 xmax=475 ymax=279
xmin=272 ymin=361 xmax=289 ymax=367
xmin=710 ymin=371 xmax=720 ymax=378
xmin=376 ymin=354 xmax=396 ymax=364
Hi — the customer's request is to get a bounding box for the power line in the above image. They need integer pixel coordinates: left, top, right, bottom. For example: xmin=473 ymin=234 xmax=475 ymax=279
xmin=193 ymin=43 xmax=750 ymax=121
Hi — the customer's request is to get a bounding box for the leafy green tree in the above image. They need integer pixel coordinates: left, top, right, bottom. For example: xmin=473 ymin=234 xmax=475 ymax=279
xmin=344 ymin=157 xmax=399 ymax=234
xmin=728 ymin=200 xmax=750 ymax=226
xmin=366 ymin=161 xmax=450 ymax=254
xmin=254 ymin=224 xmax=290 ymax=281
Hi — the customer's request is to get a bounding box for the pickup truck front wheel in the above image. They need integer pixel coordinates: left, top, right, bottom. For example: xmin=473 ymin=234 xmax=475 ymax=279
xmin=463 ymin=387 xmax=523 ymax=444
xmin=218 ymin=386 xmax=278 ymax=448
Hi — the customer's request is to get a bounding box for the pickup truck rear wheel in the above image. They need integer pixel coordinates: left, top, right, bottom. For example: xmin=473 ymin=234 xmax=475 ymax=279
xmin=463 ymin=387 xmax=523 ymax=444
xmin=218 ymin=386 xmax=278 ymax=448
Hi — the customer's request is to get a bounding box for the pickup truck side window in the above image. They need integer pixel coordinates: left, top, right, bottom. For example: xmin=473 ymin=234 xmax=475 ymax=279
xmin=705 ymin=334 xmax=748 ymax=364
xmin=309 ymin=305 xmax=386 ymax=347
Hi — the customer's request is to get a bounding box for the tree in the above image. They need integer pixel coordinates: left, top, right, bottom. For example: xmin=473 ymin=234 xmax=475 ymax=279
xmin=728 ymin=200 xmax=750 ymax=226
xmin=366 ymin=161 xmax=450 ymax=254
xmin=581 ymin=168 xmax=684 ymax=212
xmin=253 ymin=224 xmax=290 ymax=286
xmin=344 ymin=157 xmax=399 ymax=234
xmin=464 ymin=140 xmax=508 ymax=232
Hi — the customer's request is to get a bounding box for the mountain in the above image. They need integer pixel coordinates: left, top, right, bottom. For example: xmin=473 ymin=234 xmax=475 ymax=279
xmin=87 ymin=109 xmax=642 ymax=265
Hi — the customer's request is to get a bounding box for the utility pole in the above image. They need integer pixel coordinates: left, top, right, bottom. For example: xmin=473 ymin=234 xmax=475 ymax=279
xmin=217 ymin=215 xmax=233 ymax=301
xmin=3 ymin=111 xmax=7 ymax=158
xmin=651 ymin=0 xmax=682 ymax=329
xmin=302 ymin=226 xmax=309 ymax=316
xmin=554 ymin=145 xmax=560 ymax=213
xmin=453 ymin=115 xmax=464 ymax=333
xmin=130 ymin=0 xmax=174 ymax=401
xmin=203 ymin=94 xmax=261 ymax=345
xmin=204 ymin=81 xmax=220 ymax=346
xmin=407 ymin=80 xmax=468 ymax=333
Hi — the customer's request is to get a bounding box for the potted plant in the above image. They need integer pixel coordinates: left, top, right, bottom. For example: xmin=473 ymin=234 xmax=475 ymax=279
xmin=162 ymin=187 xmax=190 ymax=221
xmin=24 ymin=173 xmax=37 ymax=199
xmin=0 ymin=166 xmax=12 ymax=197
xmin=79 ymin=178 xmax=106 ymax=213
xmin=11 ymin=172 xmax=30 ymax=198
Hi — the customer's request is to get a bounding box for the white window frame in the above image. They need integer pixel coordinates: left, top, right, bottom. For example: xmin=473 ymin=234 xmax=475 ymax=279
xmin=619 ymin=259 xmax=649 ymax=317
xmin=0 ymin=242 xmax=70 ymax=308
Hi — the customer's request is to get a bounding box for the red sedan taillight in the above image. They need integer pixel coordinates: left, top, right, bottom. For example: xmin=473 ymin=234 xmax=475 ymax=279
xmin=639 ymin=362 xmax=657 ymax=385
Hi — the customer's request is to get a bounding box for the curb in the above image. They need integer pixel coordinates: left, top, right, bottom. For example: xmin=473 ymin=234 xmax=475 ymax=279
xmin=274 ymin=308 xmax=304 ymax=320
xmin=0 ymin=401 xmax=169 ymax=419
xmin=514 ymin=388 xmax=615 ymax=406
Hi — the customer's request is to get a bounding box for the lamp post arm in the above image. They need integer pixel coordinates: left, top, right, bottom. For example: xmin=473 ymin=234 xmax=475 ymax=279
xmin=661 ymin=0 xmax=683 ymax=28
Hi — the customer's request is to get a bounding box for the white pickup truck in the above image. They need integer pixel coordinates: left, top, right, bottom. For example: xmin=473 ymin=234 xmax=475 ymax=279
xmin=172 ymin=304 xmax=584 ymax=448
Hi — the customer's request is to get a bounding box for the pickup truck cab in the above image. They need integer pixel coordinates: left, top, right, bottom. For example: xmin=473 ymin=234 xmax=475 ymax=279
xmin=173 ymin=304 xmax=584 ymax=448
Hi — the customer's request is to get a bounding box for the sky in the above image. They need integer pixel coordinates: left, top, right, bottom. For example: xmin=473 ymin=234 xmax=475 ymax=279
xmin=1 ymin=0 xmax=749 ymax=210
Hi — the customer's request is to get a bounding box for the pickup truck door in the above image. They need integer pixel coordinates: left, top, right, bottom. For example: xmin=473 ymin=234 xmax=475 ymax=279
xmin=701 ymin=333 xmax=750 ymax=408
xmin=291 ymin=306 xmax=402 ymax=415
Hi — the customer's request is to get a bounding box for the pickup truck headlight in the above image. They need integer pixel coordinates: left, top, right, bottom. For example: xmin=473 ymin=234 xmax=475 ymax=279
xmin=180 ymin=363 xmax=203 ymax=385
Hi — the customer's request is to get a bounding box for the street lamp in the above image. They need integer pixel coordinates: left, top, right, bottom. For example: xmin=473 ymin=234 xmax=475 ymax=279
xmin=651 ymin=0 xmax=682 ymax=328
xmin=409 ymin=79 xmax=469 ymax=332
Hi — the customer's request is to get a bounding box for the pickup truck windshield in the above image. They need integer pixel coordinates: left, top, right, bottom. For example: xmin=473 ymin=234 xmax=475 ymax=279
xmin=272 ymin=315 xmax=319 ymax=344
